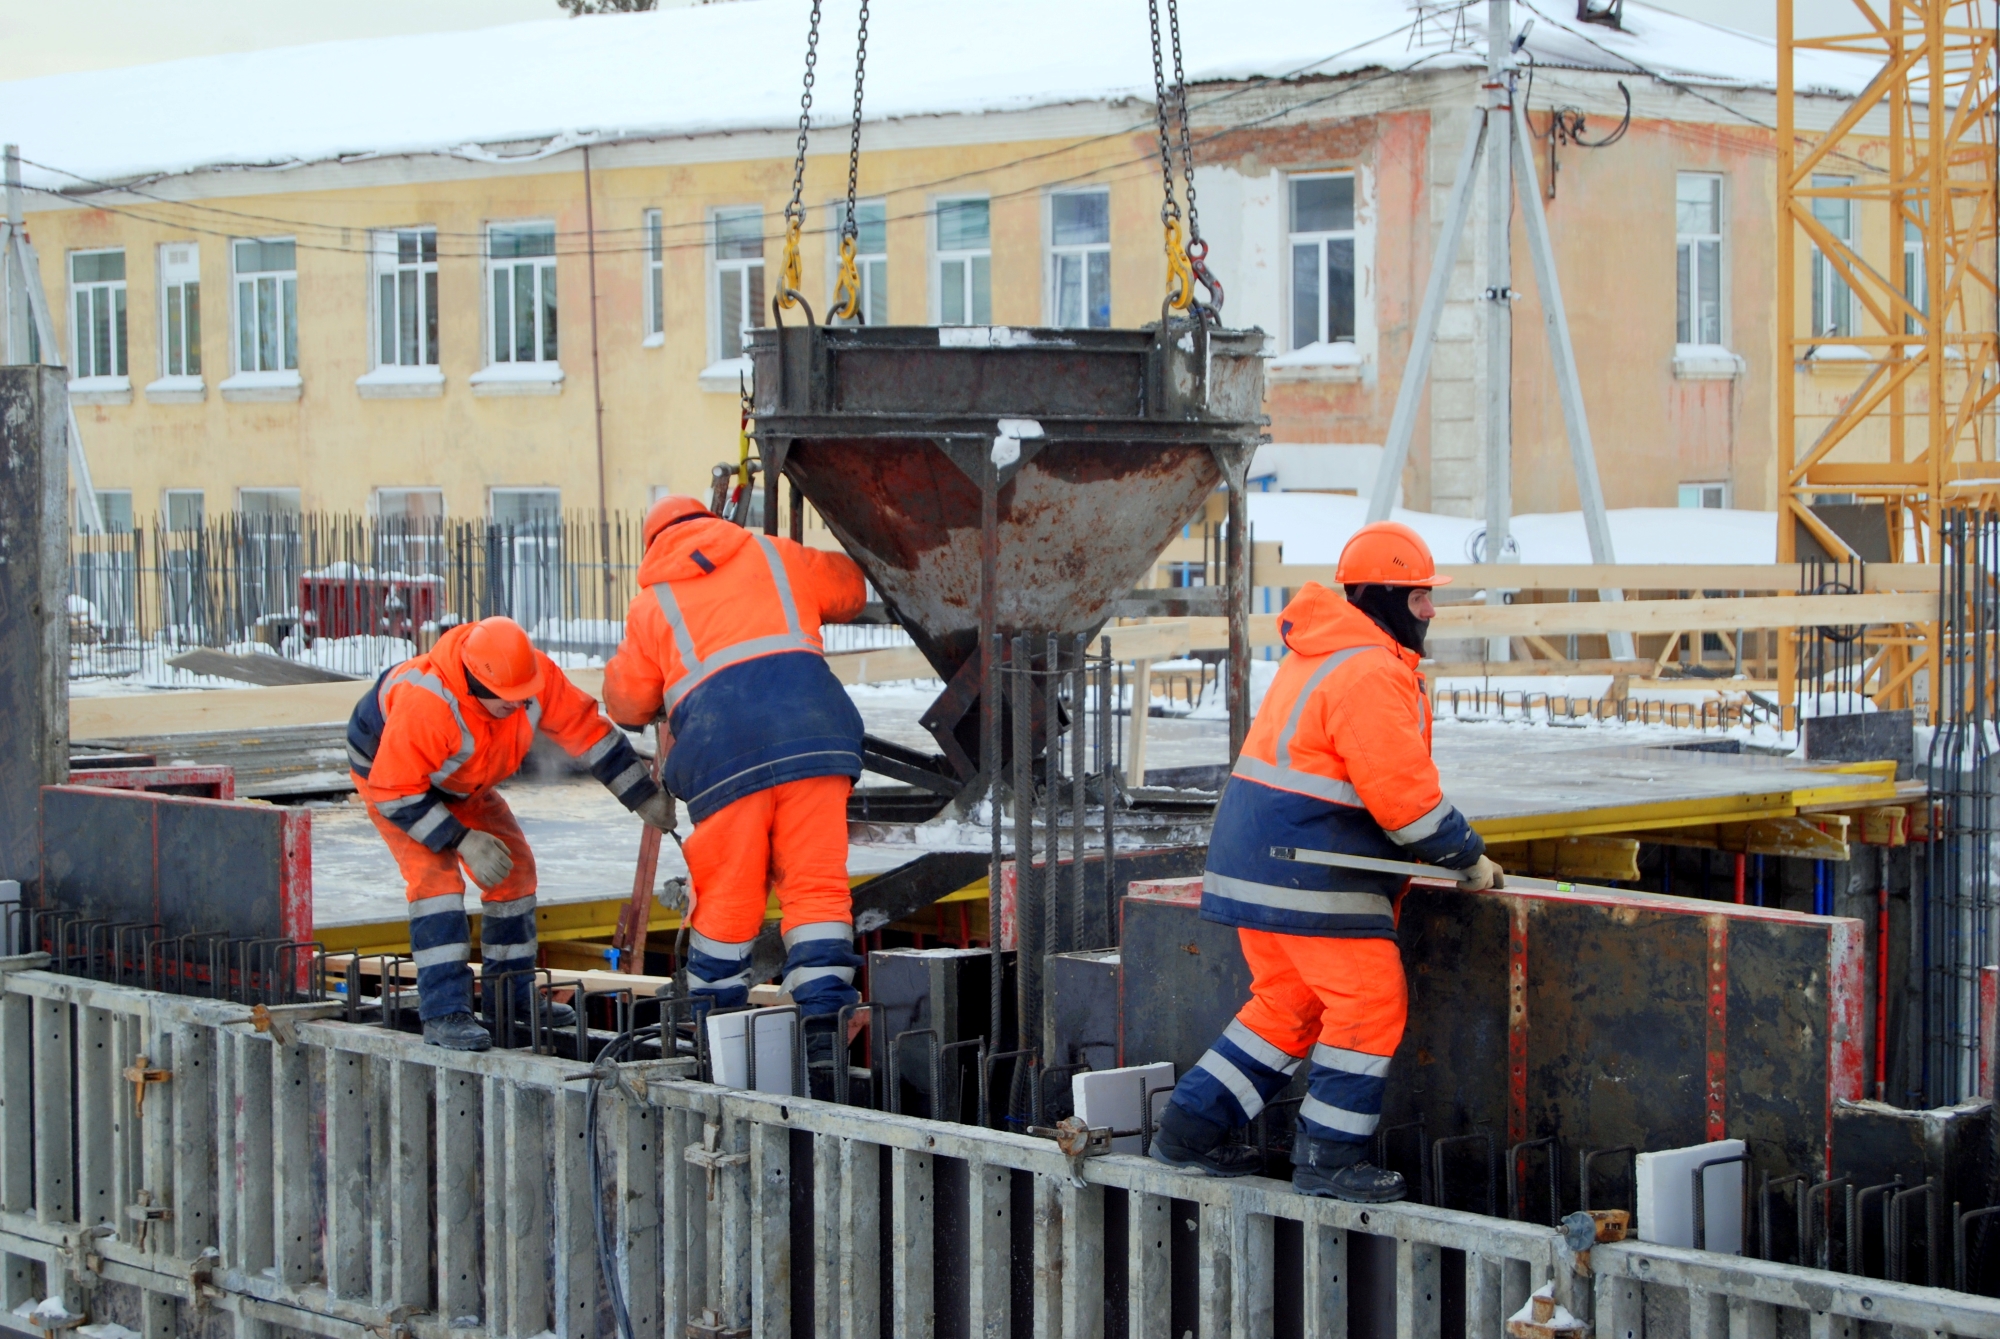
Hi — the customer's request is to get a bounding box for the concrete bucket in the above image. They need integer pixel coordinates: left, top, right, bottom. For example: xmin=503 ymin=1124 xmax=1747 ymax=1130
xmin=748 ymin=319 xmax=1266 ymax=794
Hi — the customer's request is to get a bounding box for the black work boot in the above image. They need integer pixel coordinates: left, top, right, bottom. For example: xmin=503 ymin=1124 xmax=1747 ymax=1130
xmin=1291 ymin=1134 xmax=1405 ymax=1203
xmin=423 ymin=1011 xmax=493 ymax=1052
xmin=514 ymin=995 xmax=577 ymax=1030
xmin=1148 ymin=1103 xmax=1265 ymax=1177
xmin=803 ymin=1021 xmax=842 ymax=1102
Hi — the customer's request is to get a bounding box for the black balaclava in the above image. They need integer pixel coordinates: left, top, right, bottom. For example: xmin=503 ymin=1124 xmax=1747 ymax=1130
xmin=1345 ymin=583 xmax=1430 ymax=655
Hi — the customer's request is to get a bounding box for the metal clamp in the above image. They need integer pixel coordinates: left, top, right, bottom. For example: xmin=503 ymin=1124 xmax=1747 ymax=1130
xmin=60 ymin=1225 xmax=113 ymax=1277
xmin=684 ymin=1122 xmax=747 ymax=1202
xmin=1027 ymin=1115 xmax=1111 ymax=1187
xmin=123 ymin=1055 xmax=171 ymax=1117
xmin=685 ymin=1310 xmax=749 ymax=1339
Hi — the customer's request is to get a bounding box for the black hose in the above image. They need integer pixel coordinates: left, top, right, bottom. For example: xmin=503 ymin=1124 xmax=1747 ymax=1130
xmin=586 ymin=1022 xmax=665 ymax=1339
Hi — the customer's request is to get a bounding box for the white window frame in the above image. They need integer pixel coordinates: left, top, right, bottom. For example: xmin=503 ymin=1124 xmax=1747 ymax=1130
xmin=163 ymin=489 xmax=205 ymax=532
xmin=232 ymin=237 xmax=299 ymax=374
xmin=1809 ymin=176 xmax=1856 ymax=340
xmin=371 ymin=228 xmax=440 ymax=369
xmin=826 ymin=198 xmax=888 ymax=327
xmin=487 ymin=221 xmax=559 ymax=367
xmin=69 ymin=247 xmax=128 ymax=381
xmin=1675 ymin=173 xmax=1725 ymax=348
xmin=708 ymin=207 xmax=766 ymax=363
xmin=1678 ymin=481 xmax=1731 ymax=509
xmin=931 ymin=196 xmax=992 ymax=326
xmin=157 ymin=243 xmax=200 ymax=379
xmin=643 ymin=209 xmax=665 ymax=344
xmin=1286 ymin=173 xmax=1358 ymax=351
xmin=373 ymin=487 xmax=446 ymax=522
xmin=490 ymin=487 xmax=562 ymax=524
xmin=1046 ymin=188 xmax=1111 ymax=329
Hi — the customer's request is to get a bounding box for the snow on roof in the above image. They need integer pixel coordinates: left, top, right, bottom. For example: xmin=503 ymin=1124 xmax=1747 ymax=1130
xmin=1248 ymin=492 xmax=1776 ymax=567
xmin=0 ymin=0 xmax=1876 ymax=194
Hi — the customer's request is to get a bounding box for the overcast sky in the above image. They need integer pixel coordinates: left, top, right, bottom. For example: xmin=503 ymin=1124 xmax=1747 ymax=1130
xmin=0 ymin=0 xmax=1864 ymax=82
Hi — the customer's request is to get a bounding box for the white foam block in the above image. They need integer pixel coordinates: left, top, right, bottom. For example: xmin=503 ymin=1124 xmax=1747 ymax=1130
xmin=1636 ymin=1138 xmax=1744 ymax=1252
xmin=1073 ymin=1063 xmax=1176 ymax=1154
xmin=705 ymin=1007 xmax=798 ymax=1095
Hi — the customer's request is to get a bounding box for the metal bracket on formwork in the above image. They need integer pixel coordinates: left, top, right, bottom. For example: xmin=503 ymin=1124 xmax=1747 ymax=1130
xmin=184 ymin=1249 xmax=222 ymax=1312
xmin=685 ymin=1310 xmax=750 ymax=1339
xmin=363 ymin=1302 xmax=426 ymax=1339
xmin=246 ymin=1001 xmax=345 ymax=1048
xmin=1026 ymin=1116 xmax=1111 ymax=1188
xmin=684 ymin=1122 xmax=746 ymax=1202
xmin=125 ymin=1191 xmax=172 ymax=1252
xmin=23 ymin=1302 xmax=87 ymax=1335
xmin=57 ymin=1227 xmax=113 ymax=1280
xmin=122 ymin=1056 xmax=171 ymax=1118
xmin=0 ymin=953 xmax=50 ymax=976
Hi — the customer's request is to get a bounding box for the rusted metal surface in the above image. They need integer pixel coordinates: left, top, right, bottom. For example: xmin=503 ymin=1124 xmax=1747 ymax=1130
xmin=748 ymin=322 xmax=1264 ymax=779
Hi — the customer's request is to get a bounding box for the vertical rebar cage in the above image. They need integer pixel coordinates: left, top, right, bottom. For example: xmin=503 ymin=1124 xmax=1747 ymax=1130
xmin=1923 ymin=508 xmax=1999 ymax=1105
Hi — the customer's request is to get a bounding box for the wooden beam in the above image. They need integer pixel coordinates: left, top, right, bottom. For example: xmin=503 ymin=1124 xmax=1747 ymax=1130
xmin=1264 ymin=563 xmax=1940 ymax=593
xmin=1638 ymin=815 xmax=1852 ymax=861
xmin=1485 ymin=836 xmax=1642 ymax=882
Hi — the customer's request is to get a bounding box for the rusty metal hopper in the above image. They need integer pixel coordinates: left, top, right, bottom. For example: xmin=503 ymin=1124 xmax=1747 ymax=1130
xmin=749 ymin=321 xmax=1264 ymax=785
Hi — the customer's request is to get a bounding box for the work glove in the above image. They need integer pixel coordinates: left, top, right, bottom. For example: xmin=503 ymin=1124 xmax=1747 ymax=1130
xmin=1457 ymin=855 xmax=1505 ymax=893
xmin=457 ymin=830 xmax=514 ymax=890
xmin=635 ymin=789 xmax=678 ymax=834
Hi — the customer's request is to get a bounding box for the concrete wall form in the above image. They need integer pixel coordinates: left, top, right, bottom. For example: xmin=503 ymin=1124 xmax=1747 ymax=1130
xmin=0 ymin=970 xmax=1995 ymax=1339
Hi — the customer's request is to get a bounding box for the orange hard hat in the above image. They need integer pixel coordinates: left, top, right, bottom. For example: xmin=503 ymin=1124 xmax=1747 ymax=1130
xmin=644 ymin=494 xmax=713 ymax=547
xmin=460 ymin=616 xmax=544 ymax=702
xmin=1334 ymin=521 xmax=1452 ymax=588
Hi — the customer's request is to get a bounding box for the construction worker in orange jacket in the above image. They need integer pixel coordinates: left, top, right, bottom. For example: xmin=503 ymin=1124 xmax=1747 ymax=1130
xmin=602 ymin=496 xmax=869 ymax=1049
xmin=348 ymin=616 xmax=676 ymax=1051
xmin=1150 ymin=521 xmax=1504 ymax=1201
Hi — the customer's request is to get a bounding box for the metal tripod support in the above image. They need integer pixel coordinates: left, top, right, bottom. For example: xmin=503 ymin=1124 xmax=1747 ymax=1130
xmin=1364 ymin=1 xmax=1632 ymax=660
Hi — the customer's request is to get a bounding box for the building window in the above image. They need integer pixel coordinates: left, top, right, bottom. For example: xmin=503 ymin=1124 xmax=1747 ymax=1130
xmin=1675 ymin=173 xmax=1723 ymax=346
xmin=712 ymin=208 xmax=765 ymax=361
xmin=1903 ymin=215 xmax=1926 ymax=336
xmin=935 ymin=198 xmax=991 ymax=326
xmin=489 ymin=222 xmax=558 ymax=365
xmin=1679 ymin=481 xmax=1730 ymax=509
xmin=1289 ymin=175 xmax=1355 ymax=349
xmin=1809 ymin=176 xmax=1855 ymax=339
xmin=233 ymin=238 xmax=298 ymax=373
xmin=164 ymin=489 xmax=205 ymax=532
xmin=70 ymin=249 xmax=127 ymax=379
xmin=159 ymin=244 xmax=200 ymax=378
xmin=239 ymin=488 xmax=302 ymax=520
xmin=491 ymin=488 xmax=561 ymax=524
xmin=644 ymin=209 xmax=665 ymax=340
xmin=373 ymin=228 xmax=439 ymax=368
xmin=82 ymin=490 xmax=134 ymax=532
xmin=829 ymin=199 xmax=888 ymax=327
xmin=1049 ymin=190 xmax=1111 ymax=329
xmin=375 ymin=487 xmax=445 ymax=522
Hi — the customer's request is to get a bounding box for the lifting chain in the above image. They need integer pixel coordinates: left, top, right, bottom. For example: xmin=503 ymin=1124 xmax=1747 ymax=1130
xmin=1147 ymin=0 xmax=1221 ymax=319
xmin=831 ymin=0 xmax=872 ymax=322
xmin=778 ymin=0 xmax=825 ymax=312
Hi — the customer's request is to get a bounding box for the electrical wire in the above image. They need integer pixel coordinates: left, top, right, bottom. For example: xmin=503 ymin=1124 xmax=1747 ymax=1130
xmin=584 ymin=1022 xmax=664 ymax=1339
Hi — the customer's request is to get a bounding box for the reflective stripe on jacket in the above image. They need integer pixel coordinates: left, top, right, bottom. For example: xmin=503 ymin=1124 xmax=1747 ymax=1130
xmin=349 ymin=622 xmax=656 ymax=852
xmin=1201 ymin=583 xmax=1483 ymax=938
xmin=602 ymin=515 xmax=867 ymax=822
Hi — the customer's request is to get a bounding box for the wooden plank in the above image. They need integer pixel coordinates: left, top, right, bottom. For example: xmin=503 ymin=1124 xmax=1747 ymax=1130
xmin=70 ymin=680 xmax=373 ymax=739
xmin=1268 ymin=563 xmax=1941 ymax=593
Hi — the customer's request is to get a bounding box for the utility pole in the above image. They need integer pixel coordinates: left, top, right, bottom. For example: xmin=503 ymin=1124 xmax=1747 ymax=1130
xmin=1482 ymin=0 xmax=1516 ymax=660
xmin=1367 ymin=1 xmax=1633 ymax=660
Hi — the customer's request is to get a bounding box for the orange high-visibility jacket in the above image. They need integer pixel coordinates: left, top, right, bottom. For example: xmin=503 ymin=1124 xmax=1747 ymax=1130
xmin=1202 ymin=583 xmax=1484 ymax=938
xmin=348 ymin=622 xmax=653 ymax=851
xmin=603 ymin=515 xmax=867 ymax=820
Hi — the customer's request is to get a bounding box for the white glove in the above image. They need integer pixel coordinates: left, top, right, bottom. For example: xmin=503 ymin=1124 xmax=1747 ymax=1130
xmin=457 ymin=830 xmax=514 ymax=890
xmin=635 ymin=789 xmax=678 ymax=834
xmin=1457 ymin=855 xmax=1505 ymax=892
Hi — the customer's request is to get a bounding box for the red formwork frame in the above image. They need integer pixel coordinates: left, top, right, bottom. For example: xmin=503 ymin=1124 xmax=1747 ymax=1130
xmin=1123 ymin=871 xmax=1867 ymax=1174
xmin=64 ymin=764 xmax=236 ymax=800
